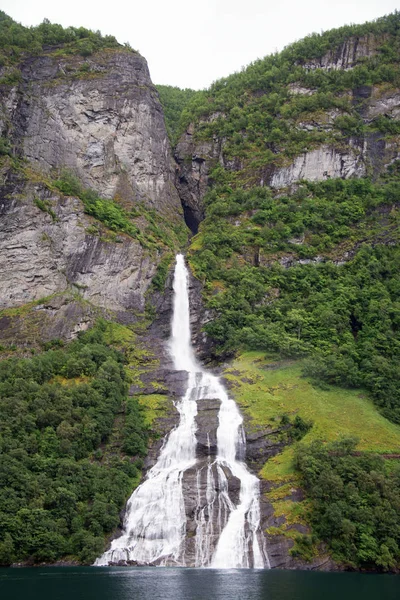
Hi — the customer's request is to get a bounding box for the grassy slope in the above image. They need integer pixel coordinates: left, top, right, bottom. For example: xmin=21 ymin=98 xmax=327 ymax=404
xmin=224 ymin=352 xmax=400 ymax=555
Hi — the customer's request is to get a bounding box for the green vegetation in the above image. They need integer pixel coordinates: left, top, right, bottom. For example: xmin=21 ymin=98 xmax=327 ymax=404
xmin=190 ymin=175 xmax=400 ymax=425
xmin=156 ymin=85 xmax=197 ymax=143
xmin=53 ymin=171 xmax=141 ymax=239
xmin=178 ymin=13 xmax=400 ymax=179
xmin=151 ymin=252 xmax=174 ymax=290
xmin=180 ymin=14 xmax=400 ymax=568
xmin=296 ymin=439 xmax=400 ymax=570
xmin=33 ymin=197 xmax=58 ymax=222
xmin=0 ymin=320 xmax=148 ymax=565
xmin=52 ymin=169 xmax=186 ymax=253
xmin=0 ymin=136 xmax=11 ymax=155
xmin=225 ymin=353 xmax=400 ymax=477
xmin=0 ymin=11 xmax=123 ymax=68
xmin=225 ymin=353 xmax=400 ymax=568
xmin=183 ymin=13 xmax=400 ymax=427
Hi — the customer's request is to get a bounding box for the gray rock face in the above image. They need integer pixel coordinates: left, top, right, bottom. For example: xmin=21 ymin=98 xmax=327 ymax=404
xmin=188 ymin=270 xmax=215 ymax=360
xmin=269 ymin=143 xmax=366 ymax=188
xmin=0 ymin=47 xmax=186 ymax=343
xmin=1 ymin=50 xmax=181 ymax=218
xmin=365 ymin=87 xmax=400 ymax=120
xmin=300 ymin=33 xmax=386 ymax=71
xmin=0 ymin=185 xmax=155 ymax=313
xmin=175 ymin=123 xmax=223 ymax=233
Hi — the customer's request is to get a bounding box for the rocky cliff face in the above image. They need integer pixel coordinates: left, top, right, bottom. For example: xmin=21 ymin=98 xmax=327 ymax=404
xmin=269 ymin=142 xmax=366 ymax=188
xmin=300 ymin=33 xmax=388 ymax=71
xmin=1 ymin=49 xmax=181 ymax=216
xmin=0 ymin=47 xmax=185 ymax=345
xmin=175 ymin=72 xmax=400 ymax=221
xmin=174 ymin=125 xmax=217 ymax=233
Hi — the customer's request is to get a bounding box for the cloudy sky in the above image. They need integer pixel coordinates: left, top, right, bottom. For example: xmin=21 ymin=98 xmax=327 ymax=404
xmin=2 ymin=0 xmax=399 ymax=89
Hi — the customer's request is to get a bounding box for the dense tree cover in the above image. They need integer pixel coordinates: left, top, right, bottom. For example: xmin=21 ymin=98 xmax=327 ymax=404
xmin=183 ymin=13 xmax=400 ymax=428
xmin=0 ymin=322 xmax=147 ymax=565
xmin=296 ymin=438 xmax=400 ymax=570
xmin=190 ymin=173 xmax=400 ymax=424
xmin=156 ymin=85 xmax=197 ymax=143
xmin=174 ymin=13 xmax=400 ymax=178
xmin=0 ymin=11 xmax=122 ymax=66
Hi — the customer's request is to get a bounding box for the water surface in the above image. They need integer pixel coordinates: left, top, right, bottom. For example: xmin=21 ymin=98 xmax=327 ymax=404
xmin=1 ymin=567 xmax=399 ymax=600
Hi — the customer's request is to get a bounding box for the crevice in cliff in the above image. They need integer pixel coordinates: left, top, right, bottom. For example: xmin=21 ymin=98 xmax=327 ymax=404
xmin=182 ymin=202 xmax=201 ymax=234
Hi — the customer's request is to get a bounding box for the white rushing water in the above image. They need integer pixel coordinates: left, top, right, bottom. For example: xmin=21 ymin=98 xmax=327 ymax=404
xmin=95 ymin=254 xmax=269 ymax=568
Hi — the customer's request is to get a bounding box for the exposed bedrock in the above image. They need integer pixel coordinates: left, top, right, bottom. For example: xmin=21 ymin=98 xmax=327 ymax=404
xmin=0 ymin=48 xmax=186 ymax=344
xmin=0 ymin=50 xmax=182 ymax=217
xmin=181 ymin=396 xmax=243 ymax=566
xmin=299 ymin=32 xmax=388 ymax=71
xmin=174 ymin=127 xmax=214 ymax=233
xmin=174 ymin=81 xmax=400 ymax=214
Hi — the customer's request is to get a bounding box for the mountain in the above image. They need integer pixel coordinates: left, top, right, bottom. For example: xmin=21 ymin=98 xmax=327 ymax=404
xmin=166 ymin=11 xmax=400 ymax=571
xmin=1 ymin=10 xmax=400 ymax=571
xmin=0 ymin=12 xmax=186 ymax=565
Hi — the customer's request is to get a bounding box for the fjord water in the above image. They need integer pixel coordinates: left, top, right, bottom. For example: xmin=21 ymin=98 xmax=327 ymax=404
xmin=96 ymin=254 xmax=266 ymax=567
xmin=1 ymin=568 xmax=400 ymax=600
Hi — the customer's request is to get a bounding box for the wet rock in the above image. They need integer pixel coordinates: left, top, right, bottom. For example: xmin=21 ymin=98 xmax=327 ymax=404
xmin=245 ymin=430 xmax=286 ymax=472
xmin=129 ymin=369 xmax=188 ymax=397
xmin=181 ymin=459 xmax=242 ymax=566
xmin=195 ymin=398 xmax=220 ymax=457
xmin=188 ymin=270 xmax=216 ymax=360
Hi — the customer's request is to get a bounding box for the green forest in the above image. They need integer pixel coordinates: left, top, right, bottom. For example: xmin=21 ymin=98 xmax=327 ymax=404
xmin=0 ymin=10 xmax=123 ymax=66
xmin=296 ymin=439 xmax=400 ymax=570
xmin=156 ymin=11 xmax=400 ymax=570
xmin=0 ymin=322 xmax=148 ymax=565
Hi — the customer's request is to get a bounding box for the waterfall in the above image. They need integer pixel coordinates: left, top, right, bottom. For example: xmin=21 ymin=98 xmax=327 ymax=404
xmin=95 ymin=254 xmax=269 ymax=568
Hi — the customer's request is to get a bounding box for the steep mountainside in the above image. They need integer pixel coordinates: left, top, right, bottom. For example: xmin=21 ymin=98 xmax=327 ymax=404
xmin=0 ymin=14 xmax=185 ymax=345
xmin=1 ymin=9 xmax=400 ymax=572
xmin=0 ymin=14 xmax=185 ymax=566
xmin=167 ymin=12 xmax=400 ymax=571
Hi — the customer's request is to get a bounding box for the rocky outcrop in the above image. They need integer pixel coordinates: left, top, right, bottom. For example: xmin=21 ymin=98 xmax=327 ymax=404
xmin=300 ymin=33 xmax=388 ymax=71
xmin=363 ymin=86 xmax=400 ymax=120
xmin=269 ymin=143 xmax=366 ymax=188
xmin=0 ymin=186 xmax=155 ymax=312
xmin=0 ymin=175 xmax=162 ymax=345
xmin=0 ymin=49 xmax=181 ymax=218
xmin=174 ymin=122 xmax=223 ymax=233
xmin=187 ymin=269 xmax=215 ymax=360
xmin=0 ymin=47 xmax=186 ymax=344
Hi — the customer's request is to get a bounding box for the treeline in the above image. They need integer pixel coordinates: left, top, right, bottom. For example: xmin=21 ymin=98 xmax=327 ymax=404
xmin=156 ymin=85 xmax=197 ymax=143
xmin=0 ymin=321 xmax=147 ymax=565
xmin=296 ymin=438 xmax=400 ymax=570
xmin=0 ymin=11 xmax=122 ymax=65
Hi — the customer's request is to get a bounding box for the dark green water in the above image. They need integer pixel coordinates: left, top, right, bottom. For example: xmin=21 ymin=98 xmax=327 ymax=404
xmin=0 ymin=567 xmax=399 ymax=600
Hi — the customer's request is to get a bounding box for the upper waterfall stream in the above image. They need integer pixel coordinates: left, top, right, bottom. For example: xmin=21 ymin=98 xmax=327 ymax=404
xmin=95 ymin=254 xmax=268 ymax=568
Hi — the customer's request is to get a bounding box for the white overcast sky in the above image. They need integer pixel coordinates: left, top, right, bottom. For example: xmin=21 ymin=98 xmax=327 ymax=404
xmin=1 ymin=0 xmax=399 ymax=89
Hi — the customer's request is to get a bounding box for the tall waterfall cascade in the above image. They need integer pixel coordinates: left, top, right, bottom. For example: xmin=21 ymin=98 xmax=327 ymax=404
xmin=95 ymin=254 xmax=269 ymax=568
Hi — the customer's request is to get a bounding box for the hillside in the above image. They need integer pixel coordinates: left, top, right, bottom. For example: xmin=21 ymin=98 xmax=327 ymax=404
xmin=165 ymin=11 xmax=400 ymax=570
xmin=0 ymin=13 xmax=186 ymax=566
xmin=1 ymin=9 xmax=400 ymax=571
